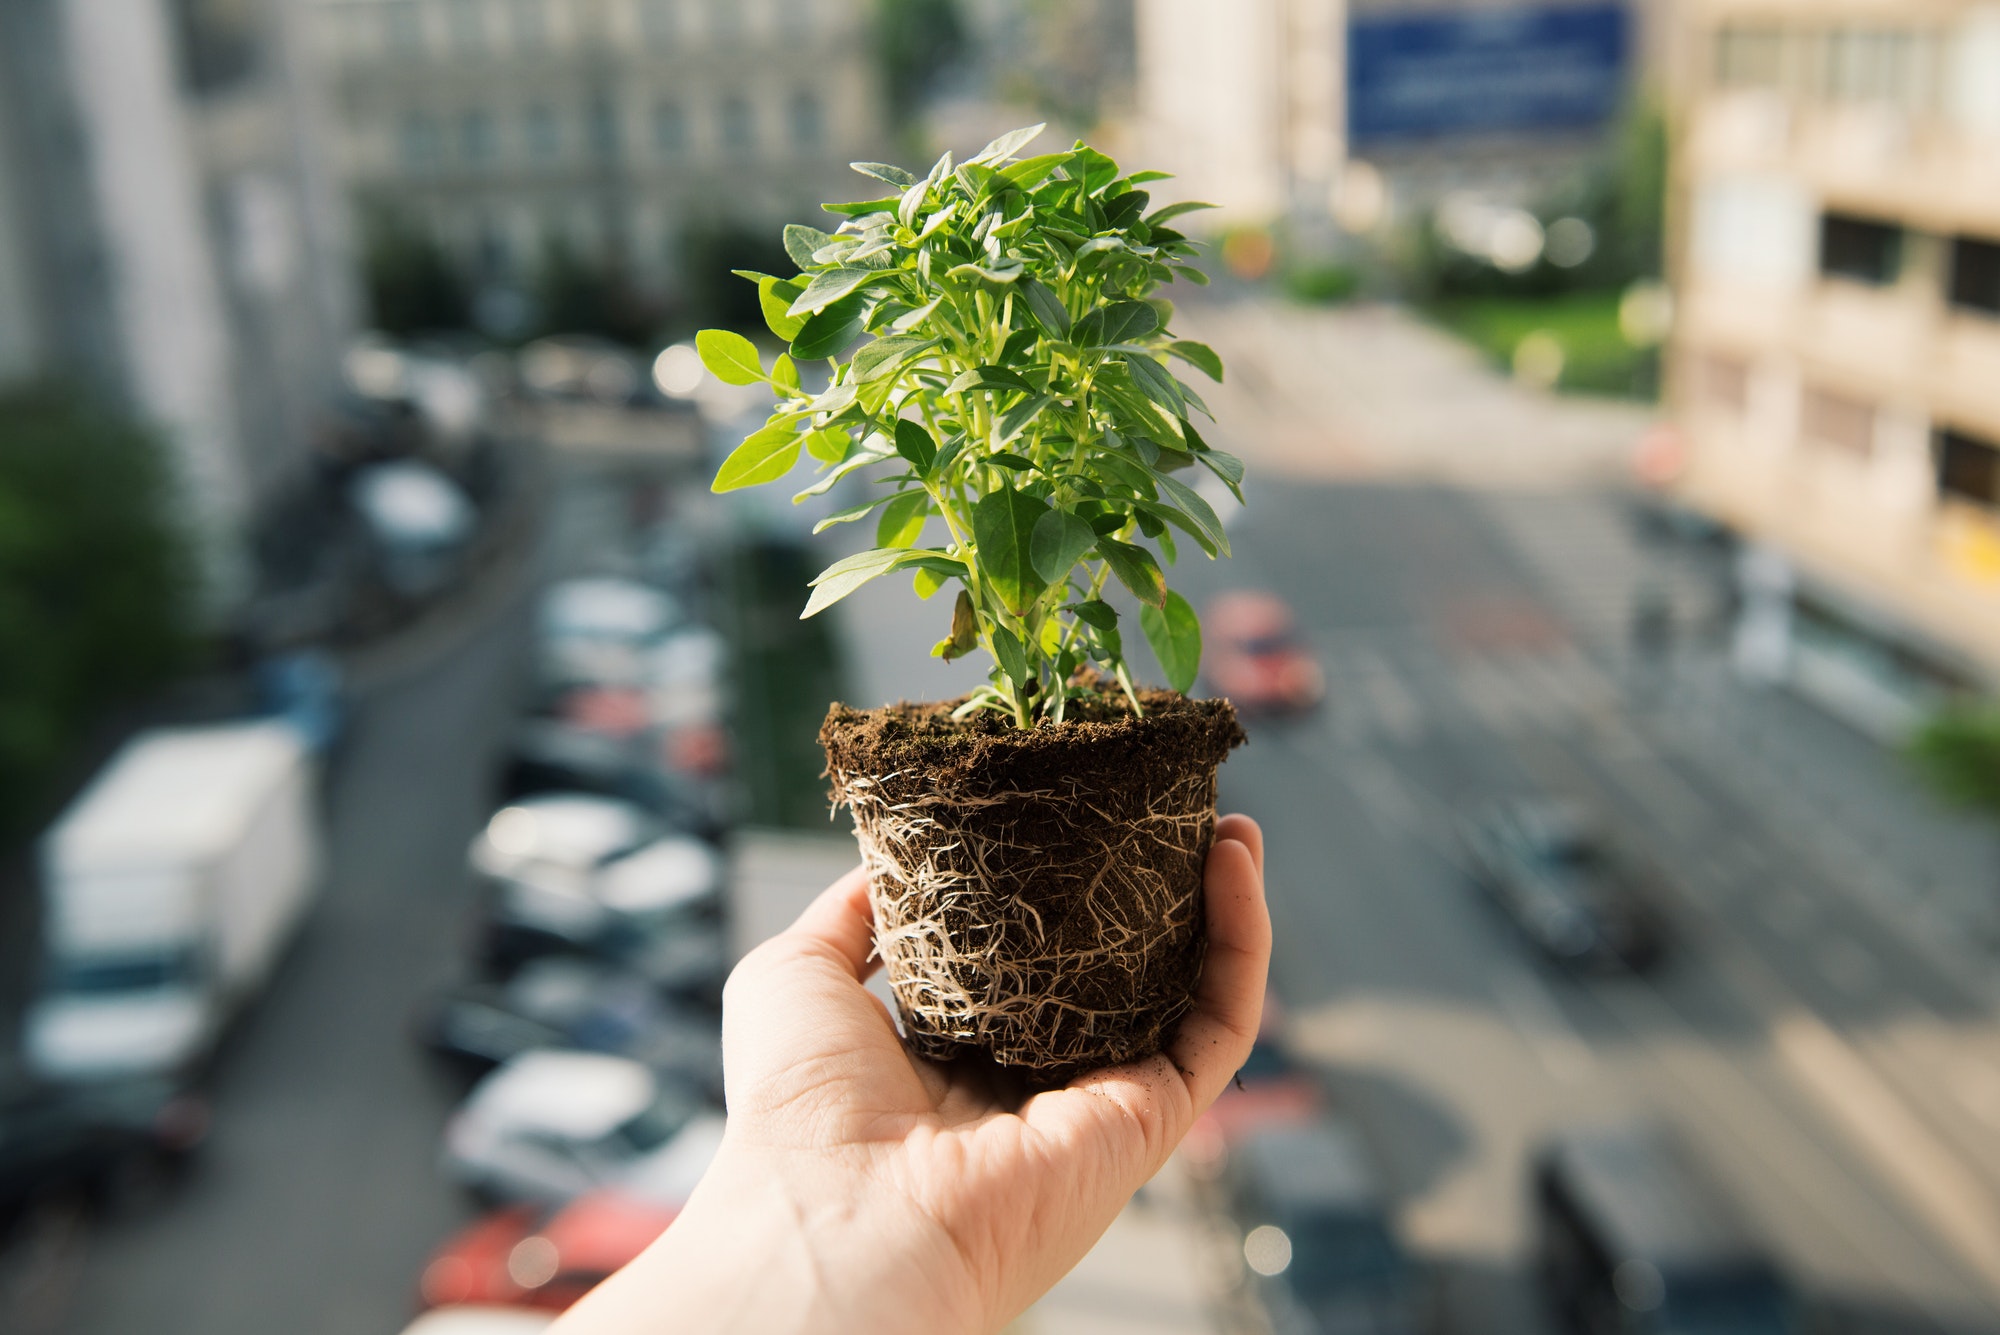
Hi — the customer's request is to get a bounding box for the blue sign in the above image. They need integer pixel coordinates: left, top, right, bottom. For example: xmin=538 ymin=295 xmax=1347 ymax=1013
xmin=1348 ymin=5 xmax=1629 ymax=145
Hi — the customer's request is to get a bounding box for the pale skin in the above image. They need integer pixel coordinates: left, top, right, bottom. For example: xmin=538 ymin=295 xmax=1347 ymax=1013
xmin=549 ymin=814 xmax=1270 ymax=1335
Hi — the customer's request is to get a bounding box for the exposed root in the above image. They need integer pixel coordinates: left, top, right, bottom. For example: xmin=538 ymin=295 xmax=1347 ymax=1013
xmin=828 ymin=759 xmax=1224 ymax=1083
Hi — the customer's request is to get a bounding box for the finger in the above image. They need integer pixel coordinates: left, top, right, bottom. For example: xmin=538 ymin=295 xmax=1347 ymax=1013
xmin=1166 ymin=836 xmax=1270 ymax=1115
xmin=775 ymin=864 xmax=877 ymax=979
xmin=1216 ymin=813 xmax=1264 ymax=877
xmin=1022 ymin=1051 xmax=1195 ymax=1190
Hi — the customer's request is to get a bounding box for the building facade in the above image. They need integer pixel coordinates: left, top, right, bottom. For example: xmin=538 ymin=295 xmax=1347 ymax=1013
xmin=1666 ymin=0 xmax=2000 ymax=732
xmin=312 ymin=0 xmax=886 ymax=314
xmin=0 ymin=0 xmax=355 ymax=604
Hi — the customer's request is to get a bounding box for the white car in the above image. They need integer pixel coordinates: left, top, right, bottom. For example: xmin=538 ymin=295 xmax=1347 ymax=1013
xmin=442 ymin=1051 xmax=713 ymax=1204
xmin=540 ymin=578 xmax=681 ymax=688
xmin=470 ymin=793 xmax=722 ymax=936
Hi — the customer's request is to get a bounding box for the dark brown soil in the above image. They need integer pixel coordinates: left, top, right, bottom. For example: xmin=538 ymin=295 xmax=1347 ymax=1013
xmin=821 ymin=690 xmax=1244 ymax=1085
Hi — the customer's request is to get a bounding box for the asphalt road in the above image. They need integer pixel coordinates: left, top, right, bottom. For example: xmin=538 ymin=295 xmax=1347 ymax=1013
xmin=17 ymin=571 xmax=532 ymax=1335
xmin=1162 ymin=479 xmax=2000 ymax=1335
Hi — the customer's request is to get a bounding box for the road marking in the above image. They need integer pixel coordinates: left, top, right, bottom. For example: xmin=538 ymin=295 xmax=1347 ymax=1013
xmin=1492 ymin=967 xmax=1596 ymax=1085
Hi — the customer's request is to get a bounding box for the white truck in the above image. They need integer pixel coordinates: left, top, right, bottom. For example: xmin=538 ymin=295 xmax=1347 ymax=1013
xmin=24 ymin=721 xmax=322 ymax=1082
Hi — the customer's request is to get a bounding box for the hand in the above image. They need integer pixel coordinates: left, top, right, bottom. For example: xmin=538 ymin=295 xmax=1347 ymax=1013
xmin=554 ymin=814 xmax=1269 ymax=1335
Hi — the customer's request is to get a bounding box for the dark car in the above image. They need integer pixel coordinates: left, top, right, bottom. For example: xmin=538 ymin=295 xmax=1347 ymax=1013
xmin=1458 ymin=801 xmax=1664 ymax=973
xmin=1228 ymin=1119 xmax=1424 ymax=1335
xmin=1535 ymin=1123 xmax=1792 ymax=1335
xmin=0 ymin=1076 xmax=208 ymax=1221
xmin=419 ymin=957 xmax=723 ymax=1097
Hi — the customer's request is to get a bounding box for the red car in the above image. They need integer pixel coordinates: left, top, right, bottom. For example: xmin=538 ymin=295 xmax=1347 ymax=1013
xmin=1202 ymin=592 xmax=1324 ymax=713
xmin=419 ymin=1189 xmax=679 ymax=1313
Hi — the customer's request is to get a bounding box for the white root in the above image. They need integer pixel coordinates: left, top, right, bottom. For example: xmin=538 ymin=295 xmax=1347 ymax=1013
xmin=828 ymin=763 xmax=1221 ymax=1079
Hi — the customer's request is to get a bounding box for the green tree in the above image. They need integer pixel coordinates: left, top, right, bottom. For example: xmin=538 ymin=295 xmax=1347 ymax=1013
xmin=875 ymin=0 xmax=965 ymax=130
xmin=0 ymin=385 xmax=199 ymax=840
xmin=360 ymin=207 xmax=471 ymax=334
xmin=1911 ymin=704 xmax=2000 ymax=817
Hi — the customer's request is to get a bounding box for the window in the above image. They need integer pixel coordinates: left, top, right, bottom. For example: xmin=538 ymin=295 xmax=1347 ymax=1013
xmin=653 ymin=101 xmax=686 ymax=156
xmin=1715 ymin=26 xmax=1783 ymax=90
xmin=447 ymin=0 xmax=485 ymax=51
xmin=1950 ymin=237 xmax=2000 ymax=316
xmin=719 ymin=96 xmax=754 ymax=152
xmin=384 ymin=1 xmax=425 ymax=53
xmin=587 ymin=97 xmax=622 ymax=157
xmin=460 ymin=109 xmax=497 ymax=164
xmin=1819 ymin=213 xmax=1902 ymax=285
xmin=169 ymin=0 xmax=261 ymax=93
xmin=1699 ymin=354 xmax=1750 ymax=414
xmin=398 ymin=112 xmax=442 ymax=169
xmin=510 ymin=0 xmax=545 ymax=47
xmin=788 ymin=91 xmax=823 ymax=149
xmin=1938 ymin=429 xmax=2000 ymax=510
xmin=1802 ymin=384 xmax=1875 ymax=456
xmin=525 ymin=104 xmax=560 ymax=159
xmin=639 ymin=0 xmax=676 ymax=45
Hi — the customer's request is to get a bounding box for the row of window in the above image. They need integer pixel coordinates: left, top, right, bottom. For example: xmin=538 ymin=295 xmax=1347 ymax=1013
xmin=1815 ymin=210 xmax=2000 ymax=317
xmin=395 ymin=92 xmax=824 ymax=169
xmin=1713 ymin=23 xmax=1943 ymax=111
xmin=1697 ymin=353 xmax=2000 ymax=513
xmin=365 ymin=0 xmax=815 ymax=59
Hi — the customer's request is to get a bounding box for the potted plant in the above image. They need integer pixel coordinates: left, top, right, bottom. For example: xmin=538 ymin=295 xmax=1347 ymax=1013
xmin=698 ymin=125 xmax=1246 ymax=1084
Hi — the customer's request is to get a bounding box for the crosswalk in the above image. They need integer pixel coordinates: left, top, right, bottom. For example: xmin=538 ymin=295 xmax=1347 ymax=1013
xmin=1305 ymin=637 xmax=1622 ymax=749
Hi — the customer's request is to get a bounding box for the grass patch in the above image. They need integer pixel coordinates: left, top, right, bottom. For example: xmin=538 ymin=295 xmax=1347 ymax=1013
xmin=1426 ymin=291 xmax=1658 ymax=400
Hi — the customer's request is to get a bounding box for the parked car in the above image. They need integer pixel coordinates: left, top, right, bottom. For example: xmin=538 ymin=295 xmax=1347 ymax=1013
xmin=25 ymin=722 xmax=322 ymax=1083
xmin=1228 ymin=1119 xmax=1424 ymax=1335
xmin=1534 ymin=1124 xmax=1792 ymax=1335
xmin=418 ymin=1189 xmax=680 ymax=1313
xmin=417 ymin=957 xmax=723 ymax=1096
xmin=396 ymin=1307 xmax=554 ymax=1334
xmin=467 ymin=794 xmax=726 ymax=987
xmin=0 ymin=1075 xmax=208 ymax=1221
xmin=1458 ymin=801 xmax=1664 ymax=973
xmin=442 ymin=1052 xmax=713 ymax=1204
xmin=538 ymin=578 xmax=681 ymax=692
xmin=1203 ymin=592 xmax=1325 ymax=713
xmin=351 ymin=460 xmax=477 ymax=599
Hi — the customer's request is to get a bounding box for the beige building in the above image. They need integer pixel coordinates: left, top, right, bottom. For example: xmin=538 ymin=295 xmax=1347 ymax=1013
xmin=1666 ymin=0 xmax=2000 ymax=729
xmin=311 ymin=0 xmax=885 ymax=307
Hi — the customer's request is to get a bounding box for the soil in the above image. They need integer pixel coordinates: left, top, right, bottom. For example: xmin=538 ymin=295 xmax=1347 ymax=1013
xmin=821 ymin=688 xmax=1245 ymax=1085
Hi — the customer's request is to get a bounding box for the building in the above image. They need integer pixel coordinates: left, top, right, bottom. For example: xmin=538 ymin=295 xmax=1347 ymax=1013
xmin=1135 ymin=0 xmax=1655 ymax=236
xmin=1666 ymin=0 xmax=2000 ymax=734
xmin=0 ymin=0 xmax=355 ymax=604
xmin=310 ymin=0 xmax=887 ymax=322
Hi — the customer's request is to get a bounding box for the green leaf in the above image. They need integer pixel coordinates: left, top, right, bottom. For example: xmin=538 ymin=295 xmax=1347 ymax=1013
xmin=792 ymin=444 xmax=893 ymax=500
xmin=851 ymin=334 xmax=938 ymax=383
xmin=984 ymin=451 xmax=1036 ymax=470
xmin=850 ymin=161 xmax=916 ymax=187
xmin=1030 ymin=509 xmax=1096 ymax=585
xmin=913 ymin=565 xmax=949 ymax=599
xmin=972 ymin=123 xmax=1046 ymax=164
xmin=758 ymin=277 xmax=808 ymax=340
xmin=1074 ymin=299 xmax=1158 ymax=348
xmin=936 ymin=590 xmax=979 ymax=660
xmin=802 ymin=548 xmax=957 ymax=618
xmin=1139 ymin=590 xmax=1201 ymax=693
xmin=821 ymin=197 xmax=900 ymax=218
xmin=1127 ymin=170 xmax=1174 ymax=185
xmin=1097 ymin=537 xmax=1166 ymax=608
xmin=1168 ymin=340 xmax=1224 ymax=383
xmin=1072 ymin=599 xmax=1118 ymax=631
xmin=971 ymin=486 xmax=1051 ymax=615
xmin=784 ymin=224 xmax=835 ymax=270
xmin=1197 ymin=447 xmax=1245 ymax=502
xmin=946 ymin=366 xmax=1034 ymax=397
xmin=790 ymin=293 xmax=869 ymax=361
xmin=999 ymin=152 xmax=1073 ymax=190
xmin=1146 ymin=200 xmax=1216 ymax=226
xmin=991 ymin=625 xmax=1031 ymax=687
xmin=894 ymin=419 xmax=937 ymax=475
xmin=876 ymin=490 xmax=930 ymax=548
xmin=994 ymin=393 xmax=1053 ymax=447
xmin=771 ymin=353 xmax=800 ymax=396
xmin=1151 ymin=469 xmax=1230 ymax=555
xmin=1103 ymin=190 xmax=1150 ymax=230
xmin=712 ymin=421 xmax=801 ymax=492
xmin=812 ymin=493 xmax=898 ymax=533
xmin=1122 ymin=353 xmax=1185 ymax=413
xmin=945 ymin=260 xmax=1024 ymax=284
xmin=696 ymin=329 xmax=764 ymax=386
xmin=1019 ymin=278 xmax=1071 ymax=339
xmin=803 ymin=427 xmax=850 ymax=463
xmin=789 ymin=267 xmax=885 ymax=316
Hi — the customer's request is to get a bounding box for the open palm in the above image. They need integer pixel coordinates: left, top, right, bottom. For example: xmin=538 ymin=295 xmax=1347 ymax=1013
xmin=555 ymin=815 xmax=1268 ymax=1335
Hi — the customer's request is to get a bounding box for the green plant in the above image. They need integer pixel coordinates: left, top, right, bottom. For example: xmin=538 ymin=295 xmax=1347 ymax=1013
xmin=699 ymin=125 xmax=1239 ymax=729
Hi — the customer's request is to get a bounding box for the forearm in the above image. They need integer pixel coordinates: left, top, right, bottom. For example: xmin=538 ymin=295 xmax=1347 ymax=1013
xmin=549 ymin=1147 xmax=980 ymax=1335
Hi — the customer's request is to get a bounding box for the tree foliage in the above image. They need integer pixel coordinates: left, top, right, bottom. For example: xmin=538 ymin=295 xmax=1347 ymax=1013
xmin=0 ymin=385 xmax=199 ymax=838
xmin=700 ymin=126 xmax=1238 ymax=729
xmin=1910 ymin=703 xmax=2000 ymax=819
xmin=359 ymin=207 xmax=471 ymax=335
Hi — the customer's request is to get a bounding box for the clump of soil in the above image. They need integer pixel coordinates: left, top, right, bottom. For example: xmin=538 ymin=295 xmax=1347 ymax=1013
xmin=821 ymin=689 xmax=1245 ymax=1086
